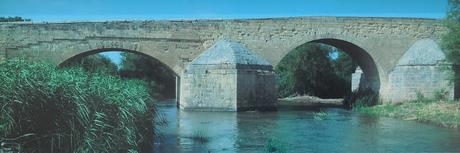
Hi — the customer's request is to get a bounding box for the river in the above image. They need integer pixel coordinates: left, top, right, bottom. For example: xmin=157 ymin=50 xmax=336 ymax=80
xmin=153 ymin=100 xmax=460 ymax=153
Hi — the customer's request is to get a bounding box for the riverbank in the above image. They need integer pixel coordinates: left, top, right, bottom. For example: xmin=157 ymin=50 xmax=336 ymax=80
xmin=277 ymin=95 xmax=343 ymax=109
xmin=355 ymin=100 xmax=460 ymax=128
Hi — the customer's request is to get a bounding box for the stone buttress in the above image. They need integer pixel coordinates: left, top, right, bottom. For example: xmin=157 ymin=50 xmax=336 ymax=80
xmin=179 ymin=40 xmax=277 ymax=111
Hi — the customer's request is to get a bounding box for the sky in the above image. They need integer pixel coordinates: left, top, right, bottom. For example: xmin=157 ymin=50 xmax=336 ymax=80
xmin=0 ymin=0 xmax=449 ymax=21
xmin=99 ymin=52 xmax=123 ymax=66
xmin=0 ymin=0 xmax=448 ymax=63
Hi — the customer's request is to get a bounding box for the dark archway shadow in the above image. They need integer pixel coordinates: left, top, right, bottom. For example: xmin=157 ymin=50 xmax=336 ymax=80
xmin=58 ymin=48 xmax=180 ymax=102
xmin=310 ymin=38 xmax=380 ymax=93
xmin=276 ymin=38 xmax=381 ymax=107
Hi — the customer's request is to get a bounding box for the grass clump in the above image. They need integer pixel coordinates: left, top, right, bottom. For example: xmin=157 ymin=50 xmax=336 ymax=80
xmin=265 ymin=137 xmax=287 ymax=153
xmin=313 ymin=111 xmax=328 ymax=120
xmin=355 ymin=91 xmax=460 ymax=128
xmin=344 ymin=89 xmax=379 ymax=109
xmin=189 ymin=130 xmax=210 ymax=144
xmin=0 ymin=59 xmax=162 ymax=152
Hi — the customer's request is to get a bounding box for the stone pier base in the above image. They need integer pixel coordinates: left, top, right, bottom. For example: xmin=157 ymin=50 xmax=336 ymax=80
xmin=179 ymin=40 xmax=277 ymax=111
xmin=384 ymin=39 xmax=455 ymax=102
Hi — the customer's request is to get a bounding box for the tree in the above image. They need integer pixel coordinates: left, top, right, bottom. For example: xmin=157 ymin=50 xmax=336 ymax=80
xmin=60 ymin=54 xmax=118 ymax=75
xmin=0 ymin=16 xmax=31 ymax=22
xmin=275 ymin=43 xmax=357 ymax=98
xmin=443 ymin=0 xmax=460 ymax=97
xmin=443 ymin=0 xmax=460 ymax=65
xmin=119 ymin=53 xmax=176 ymax=99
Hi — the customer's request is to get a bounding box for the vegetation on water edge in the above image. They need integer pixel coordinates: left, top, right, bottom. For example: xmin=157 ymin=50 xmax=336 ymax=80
xmin=0 ymin=59 xmax=162 ymax=152
xmin=354 ymin=93 xmax=460 ymax=128
xmin=189 ymin=130 xmax=210 ymax=144
xmin=313 ymin=111 xmax=329 ymax=120
xmin=343 ymin=89 xmax=380 ymax=108
xmin=355 ymin=101 xmax=460 ymax=128
xmin=353 ymin=0 xmax=460 ymax=128
xmin=265 ymin=137 xmax=287 ymax=153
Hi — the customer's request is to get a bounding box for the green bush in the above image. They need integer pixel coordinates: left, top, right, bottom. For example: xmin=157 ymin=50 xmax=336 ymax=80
xmin=265 ymin=137 xmax=287 ymax=153
xmin=189 ymin=130 xmax=210 ymax=144
xmin=415 ymin=91 xmax=426 ymax=102
xmin=313 ymin=111 xmax=328 ymax=120
xmin=343 ymin=89 xmax=379 ymax=109
xmin=0 ymin=59 xmax=162 ymax=152
xmin=433 ymin=88 xmax=449 ymax=101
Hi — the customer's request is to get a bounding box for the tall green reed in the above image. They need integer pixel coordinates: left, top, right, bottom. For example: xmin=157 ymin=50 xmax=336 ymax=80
xmin=0 ymin=59 xmax=163 ymax=152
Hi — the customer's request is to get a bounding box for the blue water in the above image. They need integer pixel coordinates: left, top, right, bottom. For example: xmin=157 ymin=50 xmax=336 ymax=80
xmin=154 ymin=100 xmax=460 ymax=153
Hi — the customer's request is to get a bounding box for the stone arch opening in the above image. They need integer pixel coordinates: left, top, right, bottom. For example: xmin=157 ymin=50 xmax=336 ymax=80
xmin=58 ymin=48 xmax=179 ymax=101
xmin=277 ymin=38 xmax=380 ymax=99
xmin=310 ymin=39 xmax=380 ymax=92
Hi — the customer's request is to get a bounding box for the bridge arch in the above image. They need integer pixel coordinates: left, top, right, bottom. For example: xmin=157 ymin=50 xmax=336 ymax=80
xmin=7 ymin=37 xmax=198 ymax=75
xmin=276 ymin=38 xmax=381 ymax=94
xmin=57 ymin=48 xmax=178 ymax=76
xmin=58 ymin=47 xmax=181 ymax=101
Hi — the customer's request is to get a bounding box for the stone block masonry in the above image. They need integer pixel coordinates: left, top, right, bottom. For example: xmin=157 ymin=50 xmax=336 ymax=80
xmin=180 ymin=40 xmax=277 ymax=111
xmin=386 ymin=39 xmax=454 ymax=102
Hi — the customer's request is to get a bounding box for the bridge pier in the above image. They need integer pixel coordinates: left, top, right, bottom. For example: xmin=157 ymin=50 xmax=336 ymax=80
xmin=383 ymin=39 xmax=456 ymax=102
xmin=179 ymin=40 xmax=277 ymax=111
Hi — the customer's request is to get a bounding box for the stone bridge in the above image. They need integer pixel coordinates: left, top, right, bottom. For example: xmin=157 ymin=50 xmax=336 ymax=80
xmin=0 ymin=16 xmax=454 ymax=104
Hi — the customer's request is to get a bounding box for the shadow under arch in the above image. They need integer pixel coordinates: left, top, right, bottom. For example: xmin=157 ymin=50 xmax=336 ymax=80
xmin=280 ymin=38 xmax=380 ymax=94
xmin=58 ymin=48 xmax=180 ymax=102
xmin=57 ymin=48 xmax=178 ymax=76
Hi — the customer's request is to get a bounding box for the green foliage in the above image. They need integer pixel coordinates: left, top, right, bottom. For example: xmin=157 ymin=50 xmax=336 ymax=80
xmin=265 ymin=137 xmax=287 ymax=153
xmin=62 ymin=52 xmax=176 ymax=99
xmin=313 ymin=111 xmax=328 ymax=120
xmin=189 ymin=130 xmax=210 ymax=144
xmin=443 ymin=0 xmax=460 ymax=84
xmin=355 ymin=100 xmax=460 ymax=128
xmin=275 ymin=43 xmax=356 ymax=98
xmin=0 ymin=59 xmax=162 ymax=152
xmin=0 ymin=16 xmax=31 ymax=22
xmin=433 ymin=88 xmax=449 ymax=101
xmin=344 ymin=89 xmax=379 ymax=109
xmin=415 ymin=91 xmax=426 ymax=102
xmin=119 ymin=53 xmax=176 ymax=99
xmin=61 ymin=54 xmax=118 ymax=75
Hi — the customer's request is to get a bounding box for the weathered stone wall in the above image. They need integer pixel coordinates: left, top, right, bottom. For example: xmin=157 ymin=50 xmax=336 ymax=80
xmin=181 ymin=67 xmax=277 ymax=111
xmin=387 ymin=65 xmax=453 ymax=102
xmin=180 ymin=40 xmax=276 ymax=111
xmin=0 ymin=17 xmax=445 ymax=76
xmin=180 ymin=68 xmax=238 ymax=111
xmin=386 ymin=39 xmax=454 ymax=102
xmin=237 ymin=69 xmax=277 ymax=111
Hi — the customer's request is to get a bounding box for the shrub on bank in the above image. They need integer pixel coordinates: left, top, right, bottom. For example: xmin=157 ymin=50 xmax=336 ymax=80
xmin=343 ymin=89 xmax=379 ymax=109
xmin=355 ymin=100 xmax=460 ymax=128
xmin=0 ymin=59 xmax=162 ymax=152
xmin=354 ymin=90 xmax=460 ymax=128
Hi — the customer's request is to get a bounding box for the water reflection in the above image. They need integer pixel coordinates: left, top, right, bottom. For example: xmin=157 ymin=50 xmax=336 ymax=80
xmin=154 ymin=100 xmax=460 ymax=153
xmin=177 ymin=110 xmax=237 ymax=153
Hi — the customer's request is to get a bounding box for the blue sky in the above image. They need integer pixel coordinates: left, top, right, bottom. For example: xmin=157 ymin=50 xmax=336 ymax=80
xmin=99 ymin=52 xmax=123 ymax=66
xmin=0 ymin=0 xmax=448 ymax=63
xmin=0 ymin=0 xmax=448 ymax=21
